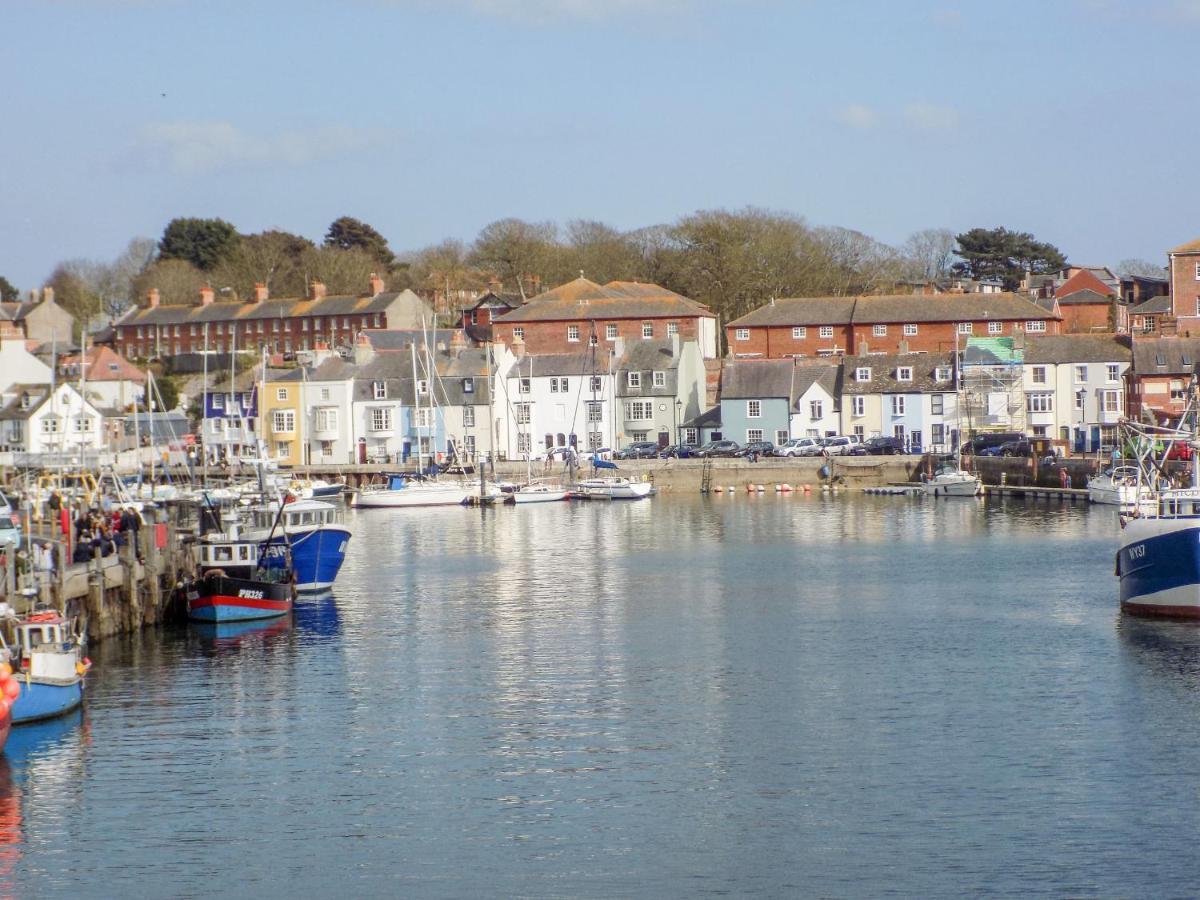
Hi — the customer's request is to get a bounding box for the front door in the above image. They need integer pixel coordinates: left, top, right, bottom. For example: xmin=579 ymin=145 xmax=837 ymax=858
xmin=657 ymin=431 xmax=669 ymax=448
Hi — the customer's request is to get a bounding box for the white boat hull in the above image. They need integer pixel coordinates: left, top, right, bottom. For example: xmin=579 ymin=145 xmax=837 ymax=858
xmin=351 ymin=485 xmax=470 ymax=508
xmin=575 ymin=478 xmax=653 ymax=500
xmin=924 ymin=471 xmax=982 ymax=497
xmin=512 ymin=487 xmax=569 ymax=503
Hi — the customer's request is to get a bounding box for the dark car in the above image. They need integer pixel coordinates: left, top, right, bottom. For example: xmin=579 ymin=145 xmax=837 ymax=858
xmin=996 ymin=439 xmax=1033 ymax=458
xmin=697 ymin=440 xmax=740 ymax=457
xmin=659 ymin=443 xmax=699 ymax=459
xmin=614 ymin=441 xmax=661 ymax=460
xmin=962 ymin=432 xmax=1024 ymax=456
xmin=862 ymin=436 xmax=904 ymax=455
xmin=734 ymin=440 xmax=776 ymax=458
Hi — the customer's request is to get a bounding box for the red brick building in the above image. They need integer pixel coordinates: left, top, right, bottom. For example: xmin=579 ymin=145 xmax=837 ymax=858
xmin=1125 ymin=336 xmax=1200 ymax=421
xmin=491 ymin=277 xmax=719 ymax=358
xmin=1168 ymin=238 xmax=1200 ymax=334
xmin=1054 ymin=269 xmax=1121 ymax=333
xmin=726 ymin=293 xmax=1059 ymax=359
xmin=113 ymin=277 xmax=434 ymax=360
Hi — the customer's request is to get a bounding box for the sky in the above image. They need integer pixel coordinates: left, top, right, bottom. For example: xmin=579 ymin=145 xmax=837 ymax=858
xmin=2 ymin=0 xmax=1197 ymax=290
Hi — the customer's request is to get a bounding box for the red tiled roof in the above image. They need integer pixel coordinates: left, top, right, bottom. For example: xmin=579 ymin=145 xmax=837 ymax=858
xmin=1055 ymin=269 xmax=1113 ymax=299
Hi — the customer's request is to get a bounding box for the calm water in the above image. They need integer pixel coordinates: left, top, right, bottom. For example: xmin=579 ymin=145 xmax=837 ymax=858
xmin=3 ymin=494 xmax=1198 ymax=897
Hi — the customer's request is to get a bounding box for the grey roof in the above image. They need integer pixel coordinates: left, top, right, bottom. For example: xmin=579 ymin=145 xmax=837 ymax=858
xmin=614 ymin=342 xmax=680 ymax=398
xmin=683 ymin=405 xmax=721 ymax=429
xmin=1131 ymin=295 xmax=1172 ymax=315
xmin=792 ymin=364 xmax=841 ymax=400
xmin=1131 ymin=338 xmax=1200 ymax=375
xmin=0 ymin=384 xmax=52 ymax=420
xmin=352 ymin=349 xmax=491 ymax=406
xmin=362 ymin=329 xmax=458 ymax=351
xmin=307 ymin=357 xmax=358 ymax=382
xmin=1022 ymin=334 xmax=1131 ymax=365
xmin=1031 ymin=295 xmax=1059 ymax=314
xmin=720 ymin=360 xmax=796 ymax=401
xmin=840 ymin=352 xmax=955 ymax=395
xmin=1056 ymin=289 xmax=1111 ymax=306
xmin=729 ymin=292 xmax=1057 ymax=327
xmin=510 ymin=352 xmax=611 ymax=377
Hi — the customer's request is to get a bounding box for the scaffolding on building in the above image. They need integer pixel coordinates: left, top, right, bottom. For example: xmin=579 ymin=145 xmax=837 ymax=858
xmin=960 ymin=336 xmax=1027 ymax=435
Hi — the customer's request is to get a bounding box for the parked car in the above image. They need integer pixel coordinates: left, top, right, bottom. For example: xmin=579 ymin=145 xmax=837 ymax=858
xmin=861 ymin=436 xmax=904 ymax=455
xmin=0 ymin=498 xmax=21 ymax=549
xmin=734 ymin=440 xmax=777 ymax=458
xmin=697 ymin=440 xmax=740 ymax=457
xmin=996 ymin=439 xmax=1033 ymax=458
xmin=820 ymin=436 xmax=866 ymax=456
xmin=614 ymin=441 xmax=661 ymax=460
xmin=776 ymin=438 xmax=819 ymax=457
xmin=962 ymin=432 xmax=1024 ymax=456
xmin=659 ymin=443 xmax=699 ymax=459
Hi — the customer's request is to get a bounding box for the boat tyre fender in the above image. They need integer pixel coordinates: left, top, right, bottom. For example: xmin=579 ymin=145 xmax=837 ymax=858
xmin=206 ymin=568 xmax=226 ymax=579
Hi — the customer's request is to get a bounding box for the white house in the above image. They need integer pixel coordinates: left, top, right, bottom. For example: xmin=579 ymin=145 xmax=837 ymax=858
xmin=0 ymin=327 xmax=52 ymax=394
xmin=791 ymin=366 xmax=841 ymax=439
xmin=1022 ymin=334 xmax=1131 ymax=452
xmin=839 ymin=352 xmax=960 ymax=452
xmin=0 ymin=382 xmax=105 ymax=454
xmin=301 ymin=356 xmax=358 ymax=465
xmin=500 ymin=352 xmax=615 ymax=458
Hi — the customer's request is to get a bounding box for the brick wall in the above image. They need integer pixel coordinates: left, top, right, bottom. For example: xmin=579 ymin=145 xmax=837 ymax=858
xmin=1059 ymin=303 xmax=1112 ymax=334
xmin=115 ymin=312 xmax=382 ymax=358
xmin=726 ymin=319 xmax=1049 ymax=359
xmin=493 ymin=316 xmax=702 ymax=356
xmin=1171 ymin=252 xmax=1200 ymax=320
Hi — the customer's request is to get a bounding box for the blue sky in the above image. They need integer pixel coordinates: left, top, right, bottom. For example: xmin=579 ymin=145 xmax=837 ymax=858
xmin=2 ymin=0 xmax=1195 ymax=289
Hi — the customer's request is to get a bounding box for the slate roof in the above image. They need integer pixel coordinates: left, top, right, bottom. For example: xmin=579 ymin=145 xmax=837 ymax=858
xmin=728 ymin=292 xmax=1056 ymax=327
xmin=1056 ymin=289 xmax=1111 ymax=306
xmin=792 ymin=364 xmax=841 ymax=401
xmin=1131 ymin=295 xmax=1172 ymax=315
xmin=361 ymin=329 xmax=459 ymax=351
xmin=509 ymin=352 xmax=611 ymax=377
xmin=495 ymin=277 xmax=714 ymax=323
xmin=720 ymin=360 xmax=796 ymax=401
xmin=839 ymin=352 xmax=955 ymax=394
xmin=1130 ymin=338 xmax=1200 ymax=375
xmin=351 ymin=349 xmax=492 ymax=406
xmin=614 ymin=341 xmax=681 ymax=398
xmin=1022 ymin=334 xmax=1131 ymax=364
xmin=0 ymin=384 xmax=53 ymax=420
xmin=115 ymin=290 xmax=418 ymax=327
xmin=682 ymin=406 xmax=721 ymax=429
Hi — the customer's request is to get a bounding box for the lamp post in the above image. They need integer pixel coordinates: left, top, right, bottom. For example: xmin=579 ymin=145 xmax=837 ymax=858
xmin=675 ymin=398 xmax=683 ymax=446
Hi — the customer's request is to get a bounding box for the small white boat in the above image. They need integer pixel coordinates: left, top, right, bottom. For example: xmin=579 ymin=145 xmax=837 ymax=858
xmin=574 ymin=477 xmax=653 ymax=500
xmin=1088 ymin=465 xmax=1140 ymax=509
xmin=350 ymin=474 xmax=469 ymax=508
xmin=288 ymin=478 xmax=344 ymax=500
xmin=923 ymin=466 xmax=983 ymax=497
xmin=510 ymin=482 xmax=569 ymax=504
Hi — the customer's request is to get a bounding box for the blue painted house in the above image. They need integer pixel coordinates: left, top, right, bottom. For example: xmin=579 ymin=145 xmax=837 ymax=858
xmin=717 ymin=360 xmax=798 ymax=448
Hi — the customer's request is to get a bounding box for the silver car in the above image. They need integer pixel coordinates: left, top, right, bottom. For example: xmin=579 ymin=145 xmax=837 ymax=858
xmin=0 ymin=499 xmax=20 ymax=548
xmin=778 ymin=438 xmax=820 ymax=458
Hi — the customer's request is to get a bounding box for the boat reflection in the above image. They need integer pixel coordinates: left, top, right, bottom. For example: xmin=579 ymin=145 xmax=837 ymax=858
xmin=4 ymin=708 xmax=86 ymax=766
xmin=0 ymin=756 xmax=19 ymax=895
xmin=293 ymin=591 xmax=341 ymax=640
xmin=1117 ymin=616 xmax=1200 ymax=686
xmin=190 ymin=616 xmax=292 ymax=652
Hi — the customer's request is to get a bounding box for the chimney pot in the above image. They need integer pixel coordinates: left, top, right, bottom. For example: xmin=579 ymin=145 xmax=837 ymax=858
xmin=254 ymin=282 xmax=269 ymax=302
xmin=147 ymin=288 xmax=161 ymax=309
xmin=368 ymin=273 xmax=384 ymax=297
xmin=41 ymin=286 xmax=54 ymax=306
xmin=309 ymin=280 xmax=327 ymax=301
xmin=199 ymin=286 xmax=215 ymax=306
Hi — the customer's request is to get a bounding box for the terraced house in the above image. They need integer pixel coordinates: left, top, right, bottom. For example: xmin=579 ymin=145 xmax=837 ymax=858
xmin=726 ymin=293 xmax=1059 ymax=359
xmin=113 ymin=276 xmax=434 ymax=359
xmin=838 ymin=352 xmax=959 ymax=452
xmin=1020 ymin=334 xmax=1130 ymax=451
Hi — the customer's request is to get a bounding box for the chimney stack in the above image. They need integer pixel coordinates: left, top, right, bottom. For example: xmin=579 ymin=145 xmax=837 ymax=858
xmin=147 ymin=288 xmax=161 ymax=309
xmin=368 ymin=273 xmax=384 ymax=297
xmin=253 ymin=282 xmax=269 ymax=302
xmin=309 ymin=280 xmax=327 ymax=301
xmin=41 ymin=286 xmax=54 ymax=306
xmin=450 ymin=329 xmax=467 ymax=358
xmin=488 ymin=277 xmax=502 ymax=295
xmin=199 ymin=286 xmax=215 ymax=306
xmin=511 ymin=332 xmax=526 ymax=358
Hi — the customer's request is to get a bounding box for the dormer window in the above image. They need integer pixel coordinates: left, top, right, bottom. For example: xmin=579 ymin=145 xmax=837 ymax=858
xmin=417 ymin=380 xmax=428 ymax=396
xmin=935 ymin=367 xmax=951 ymax=382
xmin=653 ymin=371 xmax=666 ymax=387
xmin=897 ymin=367 xmax=913 ymax=382
xmin=373 ymin=381 xmax=387 ymax=400
xmin=19 ymin=393 xmax=30 ymax=410
xmin=628 ymin=372 xmax=641 ymax=388
xmin=856 ymin=367 xmax=871 ymax=382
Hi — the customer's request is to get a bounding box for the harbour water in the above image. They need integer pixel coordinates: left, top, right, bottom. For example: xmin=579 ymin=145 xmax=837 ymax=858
xmin=5 ymin=495 xmax=1200 ymax=897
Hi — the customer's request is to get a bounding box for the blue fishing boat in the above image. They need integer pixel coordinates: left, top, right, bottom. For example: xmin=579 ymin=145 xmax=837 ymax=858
xmin=2 ymin=612 xmax=88 ymax=724
xmin=185 ymin=570 xmax=294 ymax=623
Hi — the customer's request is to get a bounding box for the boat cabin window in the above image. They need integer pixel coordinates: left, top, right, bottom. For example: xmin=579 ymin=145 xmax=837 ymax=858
xmin=20 ymin=626 xmax=58 ymax=648
xmin=214 ymin=546 xmax=233 ymax=562
xmin=238 ymin=546 xmax=250 ymax=561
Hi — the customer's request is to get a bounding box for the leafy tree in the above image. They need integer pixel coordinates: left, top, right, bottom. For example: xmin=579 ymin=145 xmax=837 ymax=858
xmin=46 ymin=261 xmax=102 ymax=324
xmin=953 ymin=227 xmax=1066 ymax=290
xmin=324 ymin=216 xmax=394 ymax=267
xmin=151 ymin=374 xmax=180 ymax=412
xmin=212 ymin=230 xmax=315 ymax=299
xmin=0 ymin=276 xmax=19 ymax=303
xmin=1117 ymin=258 xmax=1168 ymax=279
xmin=303 ymin=246 xmax=381 ymax=296
xmin=158 ymin=217 xmax=241 ymax=271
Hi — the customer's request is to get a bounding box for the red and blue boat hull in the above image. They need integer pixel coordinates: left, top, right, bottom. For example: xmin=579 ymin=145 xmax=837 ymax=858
xmin=186 ymin=574 xmax=293 ymax=623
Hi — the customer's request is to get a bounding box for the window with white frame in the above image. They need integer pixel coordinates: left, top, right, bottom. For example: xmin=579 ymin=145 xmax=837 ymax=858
xmin=1074 ymin=365 xmax=1088 ymax=383
xmin=935 ymin=367 xmax=951 ymax=382
xmin=1107 ymin=364 xmax=1120 ymax=383
xmin=273 ymin=410 xmax=295 ymax=432
xmin=517 ymin=433 xmax=531 ymax=454
xmin=988 ymin=321 xmax=1003 ymax=335
xmin=212 ymin=394 xmax=225 ymax=410
xmin=276 ymin=441 xmax=291 ymax=459
xmin=1027 ymin=393 xmax=1053 ymax=412
xmin=320 ymin=440 xmax=333 ymax=458
xmin=851 ymin=396 xmax=865 ymax=417
xmin=276 ymin=388 xmax=288 ymax=401
xmin=371 ymin=407 xmax=392 ymax=431
xmin=684 ymin=427 xmax=698 ymax=444
xmin=373 ymin=381 xmax=387 ymax=400
xmin=931 ymin=394 xmax=944 ymax=415
xmin=606 ymin=324 xmax=618 ymax=340
xmin=416 ymin=408 xmax=431 ymax=428
xmin=463 ymin=406 xmax=475 ymax=427
xmin=810 ymin=400 xmax=823 ymax=419
xmin=559 ymin=377 xmax=569 ymax=393
xmin=315 ymin=408 xmax=337 ymax=432
xmin=40 ymin=416 xmax=60 ymax=434
xmin=626 ymin=401 xmax=653 ymax=420
xmin=958 ymin=323 xmax=972 ymax=335
xmin=897 ymin=367 xmax=913 ymax=382
xmin=549 ymin=377 xmax=560 ymax=393
xmin=1031 ymin=366 xmax=1047 ymax=384
xmin=747 ymin=428 xmax=764 ymax=443
xmin=775 ymin=429 xmax=788 ymax=445
xmin=463 ymin=435 xmax=475 ymax=456
xmin=1026 ymin=320 xmax=1046 ymax=333
xmin=319 ymin=387 xmax=330 ymax=401
xmin=735 ymin=328 xmax=750 ymax=341
xmin=519 ymin=378 xmax=531 ymax=394
xmin=856 ymin=367 xmax=871 ymax=382
xmin=904 ymin=323 xmax=918 ymax=336
xmin=792 ymin=326 xmax=807 ymax=339
xmin=567 ymin=324 xmax=580 ymax=342
xmin=1172 ymin=379 xmax=1186 ymax=401
xmin=667 ymin=322 xmax=679 ymax=336
xmin=931 ymin=423 xmax=945 ymax=446
xmin=73 ymin=415 xmax=91 ymax=433
xmin=642 ymin=322 xmax=653 ymax=338
xmin=747 ymin=400 xmax=761 ymax=418
xmin=1074 ymin=390 xmax=1084 ymax=410
xmin=873 ymin=324 xmax=887 ymax=337
xmin=590 ymin=376 xmax=603 ymax=393
xmin=819 ymin=326 xmax=834 ymax=338
xmin=1103 ymin=390 xmax=1121 ymax=413
xmin=587 ymin=401 xmax=603 ymax=422
xmin=653 ymin=371 xmax=666 ymax=388
xmin=516 ymin=403 xmax=531 ymax=424
xmin=462 ymin=378 xmax=474 ymax=393
xmin=1195 ymin=262 xmax=1200 ymax=281
xmin=513 ymin=326 xmax=524 ymax=340
xmin=891 ymin=396 xmax=905 ymax=415
xmin=628 ymin=372 xmax=641 ymax=388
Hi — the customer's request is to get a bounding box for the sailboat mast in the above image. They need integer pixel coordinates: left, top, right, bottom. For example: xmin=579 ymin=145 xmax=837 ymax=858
xmin=201 ymin=322 xmax=209 ymax=487
xmin=410 ymin=340 xmax=420 ymax=471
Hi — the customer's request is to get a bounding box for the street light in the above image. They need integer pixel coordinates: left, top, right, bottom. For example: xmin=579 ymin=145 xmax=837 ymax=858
xmin=675 ymin=399 xmax=683 ymax=446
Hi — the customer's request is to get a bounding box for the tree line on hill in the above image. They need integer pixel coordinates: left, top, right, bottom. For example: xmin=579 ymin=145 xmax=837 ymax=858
xmin=2 ymin=211 xmax=1170 ymax=330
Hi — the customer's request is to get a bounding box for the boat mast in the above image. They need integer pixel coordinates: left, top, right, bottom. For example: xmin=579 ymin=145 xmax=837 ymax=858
xmin=201 ymin=322 xmax=209 ymax=488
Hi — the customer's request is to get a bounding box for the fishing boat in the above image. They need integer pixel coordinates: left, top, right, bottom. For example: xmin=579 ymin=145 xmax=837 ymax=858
xmin=226 ymin=498 xmax=350 ymax=592
xmin=0 ymin=610 xmax=88 ymax=723
xmin=184 ymin=568 xmax=294 ymax=623
xmin=1114 ymin=404 xmax=1200 ymax=617
xmin=350 ymin=473 xmax=470 ymax=508
xmin=510 ymin=481 xmax=570 ymax=503
xmin=1088 ymin=465 xmax=1140 ymax=509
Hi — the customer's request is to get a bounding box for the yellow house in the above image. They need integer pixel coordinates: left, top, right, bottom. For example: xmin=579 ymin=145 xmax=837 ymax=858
xmin=259 ymin=370 xmax=304 ymax=467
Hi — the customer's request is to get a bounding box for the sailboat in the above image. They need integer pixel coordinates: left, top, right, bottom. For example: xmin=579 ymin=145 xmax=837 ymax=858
xmin=924 ymin=338 xmax=983 ymax=498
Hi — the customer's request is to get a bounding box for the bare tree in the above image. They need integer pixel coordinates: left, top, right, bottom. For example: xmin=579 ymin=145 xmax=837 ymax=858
xmin=469 ymin=219 xmax=559 ymax=299
xmin=132 ymin=258 xmax=208 ymax=306
xmin=1117 ymin=258 xmax=1168 ymax=279
xmin=902 ymin=228 xmax=957 ymax=281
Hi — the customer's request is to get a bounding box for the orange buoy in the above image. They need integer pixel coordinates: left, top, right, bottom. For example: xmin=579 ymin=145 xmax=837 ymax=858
xmin=3 ymin=680 xmax=18 ymax=701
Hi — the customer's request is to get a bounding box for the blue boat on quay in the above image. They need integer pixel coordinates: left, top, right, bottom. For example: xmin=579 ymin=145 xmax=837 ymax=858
xmin=1 ymin=612 xmax=88 ymax=724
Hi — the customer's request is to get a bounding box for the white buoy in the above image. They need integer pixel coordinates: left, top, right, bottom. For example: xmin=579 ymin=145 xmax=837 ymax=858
xmin=713 ymin=485 xmax=723 ymax=493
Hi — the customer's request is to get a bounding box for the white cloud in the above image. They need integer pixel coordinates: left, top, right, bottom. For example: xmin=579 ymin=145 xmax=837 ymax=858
xmin=132 ymin=121 xmax=376 ymax=175
xmin=903 ymin=102 xmax=959 ymax=132
xmin=835 ymin=104 xmax=878 ymax=130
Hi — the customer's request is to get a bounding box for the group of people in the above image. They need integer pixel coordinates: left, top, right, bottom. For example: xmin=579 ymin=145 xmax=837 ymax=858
xmin=70 ymin=504 xmax=143 ymax=564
